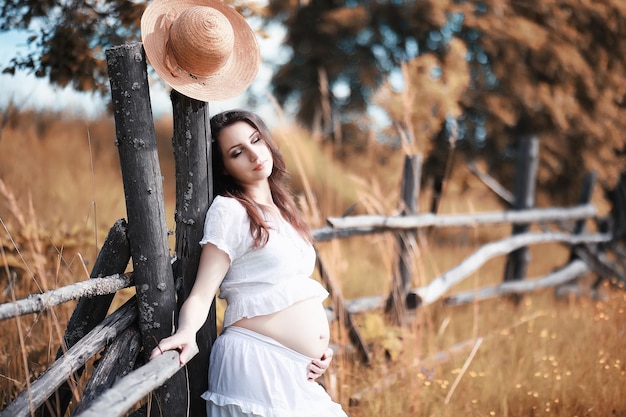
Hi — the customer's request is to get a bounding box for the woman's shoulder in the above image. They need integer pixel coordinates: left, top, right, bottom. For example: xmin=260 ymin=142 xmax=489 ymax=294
xmin=212 ymin=195 xmax=243 ymax=209
xmin=208 ymin=195 xmax=248 ymax=220
xmin=210 ymin=195 xmax=247 ymax=212
xmin=201 ymin=195 xmax=251 ymax=253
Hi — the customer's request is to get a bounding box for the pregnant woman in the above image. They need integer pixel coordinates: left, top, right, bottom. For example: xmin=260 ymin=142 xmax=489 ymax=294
xmin=151 ymin=109 xmax=348 ymax=417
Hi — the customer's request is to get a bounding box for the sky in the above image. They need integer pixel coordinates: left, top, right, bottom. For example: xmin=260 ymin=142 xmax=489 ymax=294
xmin=0 ymin=19 xmax=287 ymax=122
xmin=0 ymin=14 xmax=394 ymax=133
xmin=0 ymin=31 xmax=108 ymax=119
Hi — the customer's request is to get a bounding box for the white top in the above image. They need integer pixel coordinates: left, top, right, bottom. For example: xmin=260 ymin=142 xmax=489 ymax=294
xmin=200 ymin=195 xmax=329 ymax=328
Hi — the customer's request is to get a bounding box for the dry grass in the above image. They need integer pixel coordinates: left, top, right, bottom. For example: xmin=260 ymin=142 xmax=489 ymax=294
xmin=343 ymin=289 xmax=626 ymax=417
xmin=1 ymin=110 xmax=625 ymax=416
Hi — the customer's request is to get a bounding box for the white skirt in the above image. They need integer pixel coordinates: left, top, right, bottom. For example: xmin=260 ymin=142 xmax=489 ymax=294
xmin=201 ymin=326 xmax=348 ymax=417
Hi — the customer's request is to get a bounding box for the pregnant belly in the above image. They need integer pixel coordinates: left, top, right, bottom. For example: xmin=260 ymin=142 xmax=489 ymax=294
xmin=231 ymin=298 xmax=330 ymax=359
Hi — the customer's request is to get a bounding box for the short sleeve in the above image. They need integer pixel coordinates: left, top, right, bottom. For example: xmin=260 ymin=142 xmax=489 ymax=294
xmin=199 ymin=196 xmax=251 ymax=262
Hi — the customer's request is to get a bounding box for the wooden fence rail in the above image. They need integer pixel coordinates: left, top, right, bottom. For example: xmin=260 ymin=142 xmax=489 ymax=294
xmin=0 ymin=212 xmax=607 ymax=323
xmin=0 ymin=152 xmax=617 ymax=417
xmin=444 ymin=258 xmax=591 ymax=305
xmin=74 ymin=351 xmax=185 ymax=417
xmin=325 ymin=204 xmax=596 ymax=230
xmin=1 ymin=219 xmax=608 ymax=417
xmin=410 ymin=231 xmax=611 ymax=306
xmin=0 ymin=275 xmax=132 ymax=320
xmin=0 ymin=299 xmax=137 ymax=417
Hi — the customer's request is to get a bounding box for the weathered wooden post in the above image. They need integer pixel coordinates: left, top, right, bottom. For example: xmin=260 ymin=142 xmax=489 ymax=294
xmin=106 ymin=42 xmax=188 ymax=417
xmin=572 ymin=172 xmax=597 ymax=236
xmin=386 ymin=154 xmax=422 ymax=324
xmin=607 ymin=171 xmax=626 ymax=242
xmin=590 ymin=171 xmax=626 ymax=290
xmin=555 ymin=172 xmax=597 ymax=297
xmin=428 ymin=118 xmax=457 ymax=215
xmin=503 ymin=136 xmax=539 ymax=292
xmin=171 ymin=90 xmax=216 ymax=417
xmin=604 ymin=171 xmax=626 ymax=288
xmin=316 ymin=256 xmax=370 ymax=365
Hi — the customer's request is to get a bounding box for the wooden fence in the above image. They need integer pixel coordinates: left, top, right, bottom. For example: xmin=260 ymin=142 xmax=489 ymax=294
xmin=1 ymin=42 xmax=624 ymax=417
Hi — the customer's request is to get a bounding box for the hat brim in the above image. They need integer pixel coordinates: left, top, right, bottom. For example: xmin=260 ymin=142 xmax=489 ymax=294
xmin=141 ymin=0 xmax=260 ymax=102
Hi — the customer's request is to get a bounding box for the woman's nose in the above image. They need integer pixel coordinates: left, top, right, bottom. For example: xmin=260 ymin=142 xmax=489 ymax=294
xmin=248 ymin=149 xmax=259 ymax=161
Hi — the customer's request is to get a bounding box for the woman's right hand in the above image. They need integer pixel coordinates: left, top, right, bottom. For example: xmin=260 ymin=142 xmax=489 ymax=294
xmin=148 ymin=243 xmax=229 ymax=366
xmin=150 ymin=329 xmax=199 ymax=365
xmin=307 ymin=347 xmax=334 ymax=381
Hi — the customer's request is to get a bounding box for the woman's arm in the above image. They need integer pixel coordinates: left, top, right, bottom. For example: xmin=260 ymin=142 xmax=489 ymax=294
xmin=150 ymin=243 xmax=230 ymax=364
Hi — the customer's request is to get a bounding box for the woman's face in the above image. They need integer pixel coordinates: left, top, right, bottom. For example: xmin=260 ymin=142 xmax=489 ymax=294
xmin=217 ymin=121 xmax=274 ymax=188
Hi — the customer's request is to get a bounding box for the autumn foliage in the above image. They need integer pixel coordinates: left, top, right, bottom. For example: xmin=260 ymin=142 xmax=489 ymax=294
xmin=2 ymin=1 xmax=625 ymax=203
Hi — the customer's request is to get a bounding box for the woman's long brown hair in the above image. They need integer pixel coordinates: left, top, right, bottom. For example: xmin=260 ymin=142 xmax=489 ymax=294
xmin=210 ymin=109 xmax=312 ymax=248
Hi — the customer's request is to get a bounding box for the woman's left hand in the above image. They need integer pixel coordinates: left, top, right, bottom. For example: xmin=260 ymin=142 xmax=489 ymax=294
xmin=307 ymin=347 xmax=334 ymax=381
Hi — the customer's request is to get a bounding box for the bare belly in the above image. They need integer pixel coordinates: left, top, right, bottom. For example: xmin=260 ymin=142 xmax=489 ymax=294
xmin=231 ymin=298 xmax=330 ymax=359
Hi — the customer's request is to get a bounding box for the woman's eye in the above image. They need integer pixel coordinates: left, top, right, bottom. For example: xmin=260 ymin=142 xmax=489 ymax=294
xmin=252 ymin=136 xmax=261 ymax=143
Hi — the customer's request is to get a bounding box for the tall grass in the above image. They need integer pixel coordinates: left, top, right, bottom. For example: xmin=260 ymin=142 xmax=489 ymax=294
xmin=1 ymin=109 xmax=624 ymax=416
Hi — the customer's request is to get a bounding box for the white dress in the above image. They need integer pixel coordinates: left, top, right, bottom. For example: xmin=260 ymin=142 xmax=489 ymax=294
xmin=199 ymin=196 xmax=348 ymax=417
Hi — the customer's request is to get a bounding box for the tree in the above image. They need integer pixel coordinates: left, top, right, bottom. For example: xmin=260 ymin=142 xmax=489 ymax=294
xmin=265 ymin=0 xmax=449 ymax=136
xmin=0 ymin=0 xmax=261 ymax=96
xmin=1 ymin=0 xmax=145 ymax=94
xmin=267 ymin=0 xmax=626 ymax=201
xmin=3 ymin=0 xmax=625 ymax=201
xmin=457 ymin=0 xmax=626 ymax=201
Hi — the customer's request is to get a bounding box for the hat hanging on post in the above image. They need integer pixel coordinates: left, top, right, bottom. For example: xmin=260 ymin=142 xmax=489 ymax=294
xmin=141 ymin=0 xmax=260 ymax=102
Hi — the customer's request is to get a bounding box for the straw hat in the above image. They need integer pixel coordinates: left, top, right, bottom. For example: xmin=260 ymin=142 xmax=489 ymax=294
xmin=141 ymin=0 xmax=260 ymax=101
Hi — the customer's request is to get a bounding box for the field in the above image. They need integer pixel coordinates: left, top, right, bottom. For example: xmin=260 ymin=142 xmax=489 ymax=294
xmin=1 ymin=110 xmax=625 ymax=416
